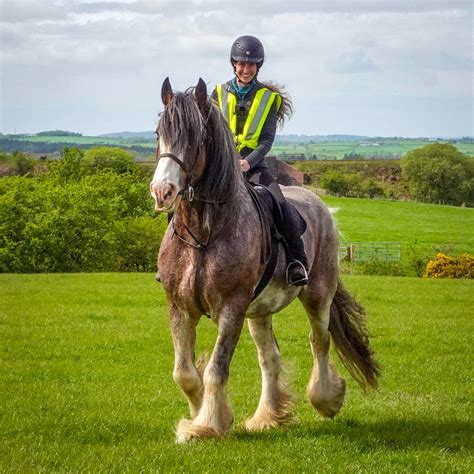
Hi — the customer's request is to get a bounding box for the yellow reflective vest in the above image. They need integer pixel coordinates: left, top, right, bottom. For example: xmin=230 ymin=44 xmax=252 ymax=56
xmin=215 ymin=84 xmax=282 ymax=152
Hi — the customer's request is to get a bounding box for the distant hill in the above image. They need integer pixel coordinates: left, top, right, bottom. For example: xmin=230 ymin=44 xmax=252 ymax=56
xmin=98 ymin=131 xmax=156 ymax=139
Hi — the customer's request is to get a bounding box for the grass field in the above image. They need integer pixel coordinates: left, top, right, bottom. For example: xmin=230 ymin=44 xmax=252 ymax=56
xmin=1 ymin=273 xmax=473 ymax=472
xmin=13 ymin=135 xmax=155 ymax=149
xmin=320 ymin=195 xmax=474 ymax=257
xmin=271 ymin=140 xmax=474 ymax=159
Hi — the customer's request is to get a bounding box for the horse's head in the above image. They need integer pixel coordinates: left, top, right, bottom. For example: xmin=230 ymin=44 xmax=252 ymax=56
xmin=150 ymin=77 xmax=209 ymax=213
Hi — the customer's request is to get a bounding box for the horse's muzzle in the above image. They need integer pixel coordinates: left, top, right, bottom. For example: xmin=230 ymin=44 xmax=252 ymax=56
xmin=151 ymin=182 xmax=179 ymax=212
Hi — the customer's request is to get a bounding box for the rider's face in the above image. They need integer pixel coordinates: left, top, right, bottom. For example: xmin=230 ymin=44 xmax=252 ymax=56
xmin=234 ymin=61 xmax=257 ymax=85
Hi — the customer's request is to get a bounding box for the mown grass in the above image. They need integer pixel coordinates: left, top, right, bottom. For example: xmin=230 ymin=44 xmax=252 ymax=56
xmin=1 ymin=273 xmax=473 ymax=472
xmin=321 ymin=195 xmax=474 ymax=256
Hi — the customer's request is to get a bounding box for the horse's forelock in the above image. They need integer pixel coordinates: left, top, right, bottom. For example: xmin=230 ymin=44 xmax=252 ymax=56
xmin=158 ymin=91 xmax=203 ymax=152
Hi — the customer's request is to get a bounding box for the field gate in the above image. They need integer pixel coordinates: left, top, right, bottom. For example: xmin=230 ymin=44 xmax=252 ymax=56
xmin=341 ymin=242 xmax=401 ymax=262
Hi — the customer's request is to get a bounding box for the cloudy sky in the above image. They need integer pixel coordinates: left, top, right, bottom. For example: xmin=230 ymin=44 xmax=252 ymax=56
xmin=1 ymin=0 xmax=472 ymax=137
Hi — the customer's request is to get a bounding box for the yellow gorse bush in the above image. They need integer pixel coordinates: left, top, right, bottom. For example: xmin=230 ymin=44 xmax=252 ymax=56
xmin=424 ymin=252 xmax=474 ymax=279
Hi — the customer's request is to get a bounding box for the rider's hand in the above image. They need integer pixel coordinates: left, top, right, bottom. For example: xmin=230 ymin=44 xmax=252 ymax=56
xmin=240 ymin=159 xmax=250 ymax=172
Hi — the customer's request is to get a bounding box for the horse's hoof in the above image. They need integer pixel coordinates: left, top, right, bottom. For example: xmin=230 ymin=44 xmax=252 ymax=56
xmin=243 ymin=411 xmax=294 ymax=432
xmin=243 ymin=416 xmax=277 ymax=432
xmin=308 ymin=375 xmax=346 ymax=419
xmin=175 ymin=419 xmax=221 ymax=443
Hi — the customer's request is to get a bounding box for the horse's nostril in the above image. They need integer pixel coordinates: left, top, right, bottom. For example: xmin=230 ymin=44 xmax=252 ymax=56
xmin=165 ymin=191 xmax=172 ymax=198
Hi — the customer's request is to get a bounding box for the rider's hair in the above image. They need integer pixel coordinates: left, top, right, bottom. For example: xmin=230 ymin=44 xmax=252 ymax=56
xmin=260 ymin=82 xmax=293 ymax=128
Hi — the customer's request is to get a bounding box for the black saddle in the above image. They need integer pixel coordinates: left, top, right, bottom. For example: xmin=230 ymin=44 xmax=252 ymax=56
xmin=246 ymin=182 xmax=306 ymax=300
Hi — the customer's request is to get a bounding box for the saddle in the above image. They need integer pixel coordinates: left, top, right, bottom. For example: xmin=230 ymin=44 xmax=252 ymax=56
xmin=245 ymin=182 xmax=306 ymax=300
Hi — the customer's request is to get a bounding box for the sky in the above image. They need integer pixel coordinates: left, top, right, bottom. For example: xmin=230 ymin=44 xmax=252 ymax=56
xmin=0 ymin=0 xmax=473 ymax=137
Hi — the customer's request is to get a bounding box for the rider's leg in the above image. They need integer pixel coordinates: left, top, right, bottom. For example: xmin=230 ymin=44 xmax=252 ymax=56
xmin=247 ymin=168 xmax=308 ymax=286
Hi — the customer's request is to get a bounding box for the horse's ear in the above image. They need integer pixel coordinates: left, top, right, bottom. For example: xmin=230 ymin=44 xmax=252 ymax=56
xmin=195 ymin=78 xmax=207 ymax=108
xmin=161 ymin=77 xmax=173 ymax=106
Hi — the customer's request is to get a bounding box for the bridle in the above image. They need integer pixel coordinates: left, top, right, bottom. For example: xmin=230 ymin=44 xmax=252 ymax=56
xmin=156 ymin=149 xmax=200 ymax=202
xmin=155 ymin=147 xmax=227 ymax=206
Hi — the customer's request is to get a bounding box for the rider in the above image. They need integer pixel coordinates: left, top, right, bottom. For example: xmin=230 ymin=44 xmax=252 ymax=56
xmin=211 ymin=35 xmax=308 ymax=286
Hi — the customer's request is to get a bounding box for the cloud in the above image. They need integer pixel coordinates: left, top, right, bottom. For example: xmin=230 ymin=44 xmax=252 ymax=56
xmin=0 ymin=0 xmax=472 ymax=136
xmin=328 ymin=49 xmax=380 ymax=74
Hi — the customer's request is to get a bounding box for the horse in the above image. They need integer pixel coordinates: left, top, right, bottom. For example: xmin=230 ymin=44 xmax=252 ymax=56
xmin=150 ymin=77 xmax=380 ymax=443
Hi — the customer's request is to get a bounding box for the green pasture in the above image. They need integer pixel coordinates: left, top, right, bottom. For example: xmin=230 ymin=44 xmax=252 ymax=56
xmin=13 ymin=135 xmax=155 ymax=149
xmin=321 ymin=195 xmax=474 ymax=257
xmin=1 ymin=273 xmax=473 ymax=472
xmin=271 ymin=140 xmax=474 ymax=160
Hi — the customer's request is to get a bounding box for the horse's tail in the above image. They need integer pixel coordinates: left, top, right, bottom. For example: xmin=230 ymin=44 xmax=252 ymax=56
xmin=329 ymin=279 xmax=381 ymax=391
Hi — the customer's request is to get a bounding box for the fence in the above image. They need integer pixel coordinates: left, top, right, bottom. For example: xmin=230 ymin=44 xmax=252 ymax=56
xmin=340 ymin=242 xmax=401 ymax=262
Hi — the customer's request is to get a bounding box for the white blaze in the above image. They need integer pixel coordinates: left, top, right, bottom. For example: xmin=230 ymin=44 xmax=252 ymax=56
xmin=150 ymin=139 xmax=184 ymax=195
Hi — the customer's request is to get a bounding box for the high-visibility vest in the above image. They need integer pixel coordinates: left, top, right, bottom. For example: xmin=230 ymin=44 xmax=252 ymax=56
xmin=215 ymin=84 xmax=282 ymax=151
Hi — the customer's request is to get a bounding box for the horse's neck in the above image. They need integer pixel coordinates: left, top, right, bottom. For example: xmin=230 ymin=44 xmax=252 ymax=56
xmin=174 ymin=183 xmax=249 ymax=242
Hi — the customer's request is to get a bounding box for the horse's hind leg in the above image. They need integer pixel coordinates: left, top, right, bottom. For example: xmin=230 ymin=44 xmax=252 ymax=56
xmin=169 ymin=304 xmax=203 ymax=419
xmin=244 ymin=315 xmax=294 ymax=431
xmin=300 ymin=287 xmax=346 ymax=418
xmin=176 ymin=310 xmax=245 ymax=443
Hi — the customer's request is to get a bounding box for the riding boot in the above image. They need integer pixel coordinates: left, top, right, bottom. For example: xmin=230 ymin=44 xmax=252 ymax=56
xmin=278 ymin=201 xmax=309 ymax=286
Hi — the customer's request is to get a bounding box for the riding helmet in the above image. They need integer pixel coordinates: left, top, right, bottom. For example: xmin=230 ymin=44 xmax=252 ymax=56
xmin=230 ymin=35 xmax=265 ymax=68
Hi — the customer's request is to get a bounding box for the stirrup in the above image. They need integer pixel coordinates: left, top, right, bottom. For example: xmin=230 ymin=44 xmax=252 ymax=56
xmin=286 ymin=260 xmax=308 ymax=286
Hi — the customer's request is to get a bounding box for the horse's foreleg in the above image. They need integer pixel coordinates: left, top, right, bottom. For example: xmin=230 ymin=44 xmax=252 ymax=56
xmin=176 ymin=311 xmax=245 ymax=443
xmin=244 ymin=316 xmax=294 ymax=431
xmin=169 ymin=305 xmax=203 ymax=419
xmin=301 ymin=293 xmax=346 ymax=418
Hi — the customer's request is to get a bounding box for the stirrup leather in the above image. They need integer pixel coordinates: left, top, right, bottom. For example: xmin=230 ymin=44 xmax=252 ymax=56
xmin=285 ymin=259 xmax=308 ymax=286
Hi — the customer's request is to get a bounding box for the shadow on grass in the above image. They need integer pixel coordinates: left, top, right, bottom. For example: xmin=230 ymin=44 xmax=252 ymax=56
xmin=232 ymin=418 xmax=473 ymax=452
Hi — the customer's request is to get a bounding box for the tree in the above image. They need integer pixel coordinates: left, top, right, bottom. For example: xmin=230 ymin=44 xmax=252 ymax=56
xmin=401 ymin=143 xmax=473 ymax=206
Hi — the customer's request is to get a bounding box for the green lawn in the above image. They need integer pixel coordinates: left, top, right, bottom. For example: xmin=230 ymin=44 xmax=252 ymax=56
xmin=1 ymin=273 xmax=473 ymax=472
xmin=321 ymin=195 xmax=474 ymax=256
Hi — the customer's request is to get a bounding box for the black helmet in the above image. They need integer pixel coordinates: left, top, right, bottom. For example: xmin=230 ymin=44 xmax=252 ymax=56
xmin=230 ymin=35 xmax=265 ymax=67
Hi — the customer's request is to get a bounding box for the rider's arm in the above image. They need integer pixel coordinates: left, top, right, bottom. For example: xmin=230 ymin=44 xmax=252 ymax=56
xmin=244 ymin=100 xmax=277 ymax=169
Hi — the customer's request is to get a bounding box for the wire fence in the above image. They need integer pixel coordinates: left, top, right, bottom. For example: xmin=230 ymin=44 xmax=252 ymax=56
xmin=340 ymin=242 xmax=401 ymax=262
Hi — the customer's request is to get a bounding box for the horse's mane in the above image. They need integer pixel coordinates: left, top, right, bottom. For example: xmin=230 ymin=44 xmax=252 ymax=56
xmin=158 ymin=88 xmax=242 ymax=228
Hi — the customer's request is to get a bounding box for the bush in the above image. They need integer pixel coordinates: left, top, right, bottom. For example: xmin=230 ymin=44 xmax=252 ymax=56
xmin=115 ymin=216 xmax=167 ymax=272
xmin=0 ymin=163 xmax=164 ymax=273
xmin=85 ymin=146 xmax=140 ymax=175
xmin=320 ymin=171 xmax=351 ymax=196
xmin=424 ymin=253 xmax=474 ymax=279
